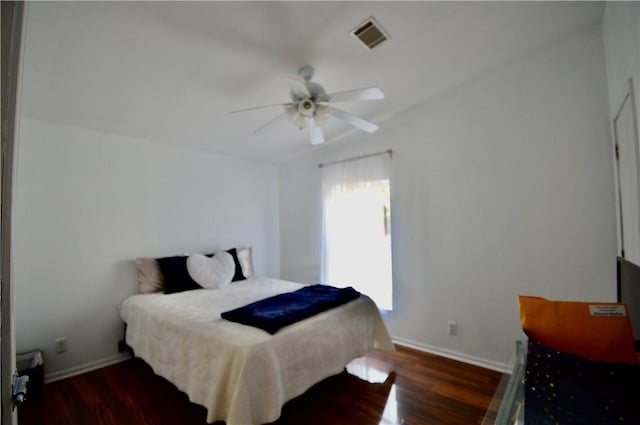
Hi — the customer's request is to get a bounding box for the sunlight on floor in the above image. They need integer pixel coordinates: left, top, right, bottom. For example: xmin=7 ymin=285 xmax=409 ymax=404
xmin=346 ymin=356 xmax=404 ymax=424
xmin=379 ymin=385 xmax=403 ymax=425
xmin=346 ymin=356 xmax=390 ymax=383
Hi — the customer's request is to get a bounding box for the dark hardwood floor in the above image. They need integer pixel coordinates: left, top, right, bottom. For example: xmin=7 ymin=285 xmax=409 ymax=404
xmin=19 ymin=345 xmax=501 ymax=425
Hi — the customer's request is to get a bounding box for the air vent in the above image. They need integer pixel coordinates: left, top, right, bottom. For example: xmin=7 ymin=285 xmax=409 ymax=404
xmin=351 ymin=17 xmax=389 ymax=50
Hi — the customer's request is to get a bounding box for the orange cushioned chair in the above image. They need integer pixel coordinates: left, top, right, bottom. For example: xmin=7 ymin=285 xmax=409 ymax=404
xmin=518 ymin=295 xmax=637 ymax=364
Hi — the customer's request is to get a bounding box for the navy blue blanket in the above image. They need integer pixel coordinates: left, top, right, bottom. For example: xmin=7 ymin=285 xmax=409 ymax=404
xmin=221 ymin=284 xmax=361 ymax=334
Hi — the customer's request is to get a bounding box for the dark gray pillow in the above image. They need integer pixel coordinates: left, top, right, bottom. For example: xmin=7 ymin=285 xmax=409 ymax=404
xmin=226 ymin=248 xmax=245 ymax=282
xmin=157 ymin=255 xmax=202 ymax=294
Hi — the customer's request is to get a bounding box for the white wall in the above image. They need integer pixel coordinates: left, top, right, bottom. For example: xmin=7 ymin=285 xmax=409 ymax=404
xmin=280 ymin=26 xmax=616 ymax=369
xmin=14 ymin=118 xmax=280 ymax=379
xmin=603 ymin=2 xmax=640 ymax=264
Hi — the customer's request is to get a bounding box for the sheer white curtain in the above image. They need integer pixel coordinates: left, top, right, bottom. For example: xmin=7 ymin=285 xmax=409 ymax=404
xmin=321 ymin=153 xmax=392 ymax=310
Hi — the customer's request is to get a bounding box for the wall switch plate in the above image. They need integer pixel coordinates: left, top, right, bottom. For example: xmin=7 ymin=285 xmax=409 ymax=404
xmin=55 ymin=337 xmax=67 ymax=353
xmin=448 ymin=321 xmax=458 ymax=336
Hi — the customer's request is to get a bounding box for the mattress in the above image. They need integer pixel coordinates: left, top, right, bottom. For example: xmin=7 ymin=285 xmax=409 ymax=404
xmin=120 ymin=277 xmax=394 ymax=424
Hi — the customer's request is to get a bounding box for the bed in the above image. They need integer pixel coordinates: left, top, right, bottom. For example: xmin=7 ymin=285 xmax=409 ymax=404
xmin=120 ymin=276 xmax=394 ymax=425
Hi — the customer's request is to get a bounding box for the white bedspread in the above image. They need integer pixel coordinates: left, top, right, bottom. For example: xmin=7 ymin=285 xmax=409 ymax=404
xmin=120 ymin=277 xmax=394 ymax=424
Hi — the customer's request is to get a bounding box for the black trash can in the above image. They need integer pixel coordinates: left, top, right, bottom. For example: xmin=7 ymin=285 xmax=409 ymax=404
xmin=16 ymin=350 xmax=44 ymax=403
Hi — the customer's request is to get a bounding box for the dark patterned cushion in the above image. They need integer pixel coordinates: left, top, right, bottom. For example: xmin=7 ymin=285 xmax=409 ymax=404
xmin=157 ymin=255 xmax=202 ymax=294
xmin=525 ymin=338 xmax=640 ymax=425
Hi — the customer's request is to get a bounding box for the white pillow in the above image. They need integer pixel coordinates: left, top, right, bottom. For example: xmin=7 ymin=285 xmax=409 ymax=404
xmin=186 ymin=252 xmax=234 ymax=289
xmin=237 ymin=247 xmax=255 ymax=278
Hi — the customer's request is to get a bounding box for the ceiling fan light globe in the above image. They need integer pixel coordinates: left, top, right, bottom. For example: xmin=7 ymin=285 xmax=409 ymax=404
xmin=314 ymin=104 xmax=333 ymax=126
xmin=284 ymin=105 xmax=306 ymax=129
xmin=316 ymin=103 xmax=331 ymax=115
xmin=298 ymin=99 xmax=316 ymax=117
xmin=284 ymin=104 xmax=297 ymax=119
xmin=314 ymin=115 xmax=329 ymax=127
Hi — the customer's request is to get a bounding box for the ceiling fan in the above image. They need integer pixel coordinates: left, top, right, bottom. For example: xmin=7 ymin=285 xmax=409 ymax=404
xmin=229 ymin=66 xmax=384 ymax=145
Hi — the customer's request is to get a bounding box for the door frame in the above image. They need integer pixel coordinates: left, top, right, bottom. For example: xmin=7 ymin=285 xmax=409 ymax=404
xmin=611 ymin=77 xmax=640 ymax=260
xmin=1 ymin=2 xmax=25 ymax=424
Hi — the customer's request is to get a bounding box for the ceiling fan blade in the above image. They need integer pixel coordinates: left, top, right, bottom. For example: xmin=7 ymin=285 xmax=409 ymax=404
xmin=281 ymin=76 xmax=311 ymax=99
xmin=229 ymin=102 xmax=291 ymax=114
xmin=307 ymin=117 xmax=325 ymax=145
xmin=253 ymin=112 xmax=287 ymax=134
xmin=327 ymin=87 xmax=384 ymax=103
xmin=331 ymin=108 xmax=379 ymax=133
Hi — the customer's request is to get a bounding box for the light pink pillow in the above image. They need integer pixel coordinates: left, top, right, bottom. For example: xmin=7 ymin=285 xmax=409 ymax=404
xmin=237 ymin=247 xmax=255 ymax=278
xmin=133 ymin=257 xmax=164 ymax=293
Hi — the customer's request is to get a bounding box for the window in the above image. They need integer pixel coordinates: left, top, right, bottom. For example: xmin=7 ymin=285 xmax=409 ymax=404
xmin=321 ymin=153 xmax=393 ymax=310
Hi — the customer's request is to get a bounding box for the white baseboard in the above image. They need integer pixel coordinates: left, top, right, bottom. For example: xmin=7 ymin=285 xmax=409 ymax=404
xmin=45 ymin=353 xmax=130 ymax=383
xmin=392 ymin=336 xmax=510 ymax=373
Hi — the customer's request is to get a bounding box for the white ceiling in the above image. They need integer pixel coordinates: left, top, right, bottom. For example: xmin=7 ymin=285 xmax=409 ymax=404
xmin=21 ymin=1 xmax=603 ymax=164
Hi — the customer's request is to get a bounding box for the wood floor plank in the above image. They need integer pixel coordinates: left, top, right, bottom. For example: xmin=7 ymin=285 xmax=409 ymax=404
xmin=19 ymin=345 xmax=501 ymax=425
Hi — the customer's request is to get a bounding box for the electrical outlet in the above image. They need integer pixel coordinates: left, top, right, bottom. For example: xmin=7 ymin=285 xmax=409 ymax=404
xmin=55 ymin=337 xmax=67 ymax=353
xmin=448 ymin=321 xmax=458 ymax=336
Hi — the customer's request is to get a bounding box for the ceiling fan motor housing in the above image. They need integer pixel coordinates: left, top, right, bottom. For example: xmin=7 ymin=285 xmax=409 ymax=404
xmin=290 ymin=81 xmax=329 ymax=103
